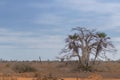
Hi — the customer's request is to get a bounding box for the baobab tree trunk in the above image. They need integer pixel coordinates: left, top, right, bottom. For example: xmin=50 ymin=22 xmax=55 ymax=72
xmin=86 ymin=52 xmax=90 ymax=67
xmin=81 ymin=49 xmax=90 ymax=67
xmin=81 ymin=51 xmax=87 ymax=67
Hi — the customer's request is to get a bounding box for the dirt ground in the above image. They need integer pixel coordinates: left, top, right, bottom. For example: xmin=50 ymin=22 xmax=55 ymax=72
xmin=0 ymin=72 xmax=120 ymax=80
xmin=0 ymin=77 xmax=120 ymax=80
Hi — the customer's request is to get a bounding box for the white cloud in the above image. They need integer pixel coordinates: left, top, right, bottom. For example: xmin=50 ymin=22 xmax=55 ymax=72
xmin=112 ymin=37 xmax=120 ymax=42
xmin=19 ymin=35 xmax=65 ymax=49
xmin=29 ymin=0 xmax=120 ymax=31
xmin=0 ymin=28 xmax=34 ymax=36
xmin=109 ymin=37 xmax=120 ymax=48
xmin=0 ymin=28 xmax=65 ymax=49
xmin=57 ymin=0 xmax=120 ymax=14
xmin=55 ymin=0 xmax=120 ymax=30
xmin=34 ymin=14 xmax=64 ymax=25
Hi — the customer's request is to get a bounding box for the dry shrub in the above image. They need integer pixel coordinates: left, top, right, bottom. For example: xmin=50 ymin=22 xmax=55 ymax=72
xmin=87 ymin=73 xmax=103 ymax=80
xmin=34 ymin=73 xmax=61 ymax=80
xmin=0 ymin=74 xmax=17 ymax=80
xmin=12 ymin=63 xmax=36 ymax=73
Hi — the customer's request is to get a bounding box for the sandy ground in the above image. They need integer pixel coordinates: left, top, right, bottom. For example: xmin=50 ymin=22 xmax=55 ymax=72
xmin=0 ymin=74 xmax=120 ymax=80
xmin=17 ymin=78 xmax=33 ymax=80
xmin=0 ymin=74 xmax=119 ymax=80
xmin=0 ymin=77 xmax=120 ymax=80
xmin=0 ymin=77 xmax=116 ymax=80
xmin=16 ymin=77 xmax=120 ymax=80
xmin=63 ymin=78 xmax=120 ymax=80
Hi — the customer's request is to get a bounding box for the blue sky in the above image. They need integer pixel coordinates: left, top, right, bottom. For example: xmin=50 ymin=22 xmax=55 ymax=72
xmin=0 ymin=0 xmax=120 ymax=61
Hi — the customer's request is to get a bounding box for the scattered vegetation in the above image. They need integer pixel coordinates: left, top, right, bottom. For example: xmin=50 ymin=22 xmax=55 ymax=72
xmin=78 ymin=65 xmax=93 ymax=72
xmin=0 ymin=61 xmax=119 ymax=78
xmin=12 ymin=63 xmax=36 ymax=73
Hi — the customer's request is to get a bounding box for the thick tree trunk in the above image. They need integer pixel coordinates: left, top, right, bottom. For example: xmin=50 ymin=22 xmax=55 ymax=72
xmin=81 ymin=49 xmax=90 ymax=67
xmin=81 ymin=50 xmax=87 ymax=67
xmin=86 ymin=52 xmax=90 ymax=67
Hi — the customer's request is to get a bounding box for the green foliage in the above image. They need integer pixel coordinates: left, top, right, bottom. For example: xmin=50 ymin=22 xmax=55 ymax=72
xmin=12 ymin=63 xmax=36 ymax=73
xmin=97 ymin=32 xmax=107 ymax=38
xmin=68 ymin=33 xmax=78 ymax=40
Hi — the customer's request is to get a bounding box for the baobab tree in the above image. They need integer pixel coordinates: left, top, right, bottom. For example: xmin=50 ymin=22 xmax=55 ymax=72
xmin=61 ymin=27 xmax=116 ymax=68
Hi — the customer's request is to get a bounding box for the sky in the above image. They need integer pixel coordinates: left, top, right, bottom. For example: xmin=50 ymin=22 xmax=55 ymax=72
xmin=0 ymin=0 xmax=120 ymax=61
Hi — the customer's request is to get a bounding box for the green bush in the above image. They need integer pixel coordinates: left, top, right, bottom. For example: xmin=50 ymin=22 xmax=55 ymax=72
xmin=12 ymin=63 xmax=36 ymax=73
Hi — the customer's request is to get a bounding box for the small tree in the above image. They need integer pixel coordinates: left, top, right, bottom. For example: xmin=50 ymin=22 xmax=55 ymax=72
xmin=61 ymin=27 xmax=116 ymax=69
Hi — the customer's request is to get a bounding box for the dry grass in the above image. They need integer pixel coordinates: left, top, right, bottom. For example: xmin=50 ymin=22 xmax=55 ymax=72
xmin=0 ymin=61 xmax=120 ymax=78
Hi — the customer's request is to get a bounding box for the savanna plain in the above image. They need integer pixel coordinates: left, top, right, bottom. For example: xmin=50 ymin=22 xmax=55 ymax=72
xmin=0 ymin=60 xmax=120 ymax=80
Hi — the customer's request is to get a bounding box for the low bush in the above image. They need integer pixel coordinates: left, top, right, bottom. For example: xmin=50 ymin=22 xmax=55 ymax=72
xmin=36 ymin=73 xmax=59 ymax=80
xmin=12 ymin=63 xmax=36 ymax=73
xmin=75 ymin=64 xmax=93 ymax=72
